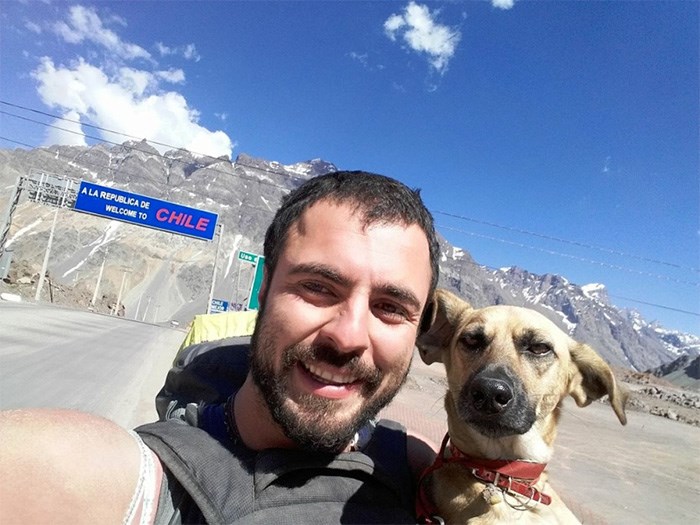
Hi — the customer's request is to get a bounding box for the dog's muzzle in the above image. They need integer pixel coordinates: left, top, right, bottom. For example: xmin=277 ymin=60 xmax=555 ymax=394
xmin=458 ymin=365 xmax=536 ymax=437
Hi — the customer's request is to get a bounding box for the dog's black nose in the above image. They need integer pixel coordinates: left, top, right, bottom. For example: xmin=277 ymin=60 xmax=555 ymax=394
xmin=470 ymin=377 xmax=513 ymax=414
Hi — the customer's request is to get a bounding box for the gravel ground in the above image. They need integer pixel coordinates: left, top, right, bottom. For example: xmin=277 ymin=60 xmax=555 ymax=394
xmin=380 ymin=353 xmax=700 ymax=525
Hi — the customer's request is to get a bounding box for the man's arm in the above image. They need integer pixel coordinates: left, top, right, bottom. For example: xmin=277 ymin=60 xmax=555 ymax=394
xmin=0 ymin=408 xmax=151 ymax=524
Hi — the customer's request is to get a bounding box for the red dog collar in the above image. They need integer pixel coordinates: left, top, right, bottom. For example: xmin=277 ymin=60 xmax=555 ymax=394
xmin=416 ymin=434 xmax=552 ymax=523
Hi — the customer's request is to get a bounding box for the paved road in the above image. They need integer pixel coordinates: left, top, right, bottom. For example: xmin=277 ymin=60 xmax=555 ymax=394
xmin=3 ymin=301 xmax=698 ymax=523
xmin=0 ymin=301 xmax=184 ymax=428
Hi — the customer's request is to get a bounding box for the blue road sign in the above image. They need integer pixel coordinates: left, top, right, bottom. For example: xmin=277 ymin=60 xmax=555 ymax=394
xmin=210 ymin=298 xmax=229 ymax=313
xmin=74 ymin=181 xmax=218 ymax=241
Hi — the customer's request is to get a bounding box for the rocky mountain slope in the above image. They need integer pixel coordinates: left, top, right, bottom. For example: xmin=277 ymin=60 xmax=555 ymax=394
xmin=0 ymin=141 xmax=696 ymax=375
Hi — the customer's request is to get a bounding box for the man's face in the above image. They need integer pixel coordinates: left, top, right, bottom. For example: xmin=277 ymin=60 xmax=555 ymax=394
xmin=250 ymin=200 xmax=433 ymax=452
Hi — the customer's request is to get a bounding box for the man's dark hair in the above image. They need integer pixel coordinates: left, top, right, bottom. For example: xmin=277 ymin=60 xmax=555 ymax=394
xmin=263 ymin=170 xmax=440 ymax=294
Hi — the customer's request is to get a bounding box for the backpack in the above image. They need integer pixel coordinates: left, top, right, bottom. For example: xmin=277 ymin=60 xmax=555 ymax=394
xmin=137 ymin=338 xmax=416 ymax=524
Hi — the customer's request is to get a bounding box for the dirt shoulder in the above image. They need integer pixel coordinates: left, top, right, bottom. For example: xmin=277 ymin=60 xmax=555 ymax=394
xmin=382 ymin=354 xmax=700 ymax=525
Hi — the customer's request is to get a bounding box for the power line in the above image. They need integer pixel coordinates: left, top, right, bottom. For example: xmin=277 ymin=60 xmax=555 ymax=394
xmin=438 ymin=224 xmax=700 ymax=287
xmin=0 ymin=136 xmax=35 ymax=149
xmin=607 ymin=295 xmax=699 ymax=317
xmin=1 ymin=100 xmax=317 ymax=188
xmin=453 ymin=254 xmax=699 ymax=318
xmin=0 ymin=106 xmax=295 ymax=193
xmin=434 ymin=210 xmax=699 ymax=273
xmin=1 ymin=100 xmax=222 ymax=160
xmin=2 ymin=101 xmax=697 ymax=319
xmin=5 ymin=96 xmax=692 ymax=277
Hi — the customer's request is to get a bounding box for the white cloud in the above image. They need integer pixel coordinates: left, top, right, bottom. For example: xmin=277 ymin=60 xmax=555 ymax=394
xmin=182 ymin=44 xmax=201 ymax=62
xmin=24 ymin=21 xmax=42 ymax=34
xmin=492 ymin=0 xmax=516 ymax=10
xmin=349 ymin=51 xmax=369 ymax=67
xmin=29 ymin=6 xmax=232 ymax=158
xmin=156 ymin=68 xmax=186 ymax=84
xmin=155 ymin=42 xmax=173 ymax=56
xmin=43 ymin=109 xmax=87 ymax=147
xmin=156 ymin=41 xmax=201 ymax=62
xmin=602 ymin=156 xmax=611 ymax=173
xmin=384 ymin=1 xmax=461 ymax=75
xmin=53 ymin=5 xmax=151 ymax=61
xmin=32 ymin=57 xmax=233 ymax=158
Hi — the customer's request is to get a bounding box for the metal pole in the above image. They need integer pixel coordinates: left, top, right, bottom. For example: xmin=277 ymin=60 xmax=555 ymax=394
xmin=0 ymin=176 xmax=23 ymax=258
xmin=142 ymin=296 xmax=151 ymax=322
xmin=206 ymin=223 xmax=224 ymax=314
xmin=91 ymin=247 xmax=108 ymax=307
xmin=233 ymin=264 xmax=242 ymax=309
xmin=134 ymin=294 xmax=143 ymax=321
xmin=114 ymin=269 xmax=128 ymax=316
xmin=34 ymin=208 xmax=59 ymax=302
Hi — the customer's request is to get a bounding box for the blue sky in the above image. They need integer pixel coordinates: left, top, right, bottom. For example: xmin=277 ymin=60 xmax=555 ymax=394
xmin=1 ymin=1 xmax=698 ymax=334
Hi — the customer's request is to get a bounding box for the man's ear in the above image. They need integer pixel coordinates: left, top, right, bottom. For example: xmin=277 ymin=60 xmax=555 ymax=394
xmin=568 ymin=342 xmax=628 ymax=425
xmin=257 ymin=265 xmax=270 ymax=309
xmin=416 ymin=289 xmax=471 ymax=365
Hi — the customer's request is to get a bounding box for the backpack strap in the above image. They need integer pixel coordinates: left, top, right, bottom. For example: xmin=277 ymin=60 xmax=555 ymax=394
xmin=137 ymin=417 xmax=415 ymax=524
xmin=137 ymin=420 xmax=255 ymax=525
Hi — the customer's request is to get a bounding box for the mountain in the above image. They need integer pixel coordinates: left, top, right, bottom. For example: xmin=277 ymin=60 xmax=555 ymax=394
xmin=646 ymin=355 xmax=700 ymax=391
xmin=0 ymin=141 xmax=696 ymax=373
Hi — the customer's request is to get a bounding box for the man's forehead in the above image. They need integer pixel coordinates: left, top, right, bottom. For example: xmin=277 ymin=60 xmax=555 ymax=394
xmin=281 ymin=200 xmax=431 ymax=299
xmin=291 ymin=199 xmax=421 ymax=237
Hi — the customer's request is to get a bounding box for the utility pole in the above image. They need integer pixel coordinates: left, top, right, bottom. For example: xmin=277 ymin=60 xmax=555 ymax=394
xmin=113 ymin=267 xmax=131 ymax=316
xmin=34 ymin=208 xmax=59 ymax=302
xmin=90 ymin=247 xmax=108 ymax=307
xmin=206 ymin=223 xmax=224 ymax=314
xmin=0 ymin=176 xmax=23 ymax=259
xmin=142 ymin=296 xmax=152 ymax=322
xmin=134 ymin=293 xmax=143 ymax=321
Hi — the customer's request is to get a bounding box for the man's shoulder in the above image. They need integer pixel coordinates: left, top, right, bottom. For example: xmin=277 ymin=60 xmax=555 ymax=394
xmin=0 ymin=409 xmax=143 ymax=523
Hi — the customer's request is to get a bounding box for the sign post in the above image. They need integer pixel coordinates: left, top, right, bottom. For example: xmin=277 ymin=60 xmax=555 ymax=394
xmin=237 ymin=250 xmax=265 ymax=310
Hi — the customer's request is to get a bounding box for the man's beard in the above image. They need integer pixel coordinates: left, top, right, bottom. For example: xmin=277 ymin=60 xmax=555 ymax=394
xmin=249 ymin=306 xmax=411 ymax=453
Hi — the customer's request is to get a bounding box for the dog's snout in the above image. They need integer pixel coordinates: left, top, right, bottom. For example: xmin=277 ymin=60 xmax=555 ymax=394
xmin=470 ymin=377 xmax=513 ymax=414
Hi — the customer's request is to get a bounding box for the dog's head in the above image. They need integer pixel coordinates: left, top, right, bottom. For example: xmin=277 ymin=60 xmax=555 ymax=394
xmin=417 ymin=289 xmax=627 ymax=447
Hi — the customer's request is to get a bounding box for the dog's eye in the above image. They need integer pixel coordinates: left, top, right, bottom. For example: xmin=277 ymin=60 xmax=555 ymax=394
xmin=527 ymin=343 xmax=553 ymax=356
xmin=459 ymin=332 xmax=485 ymax=351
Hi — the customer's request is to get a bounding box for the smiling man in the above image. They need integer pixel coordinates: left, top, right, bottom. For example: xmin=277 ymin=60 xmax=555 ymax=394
xmin=240 ymin=197 xmax=433 ymax=454
xmin=0 ymin=171 xmax=441 ymax=524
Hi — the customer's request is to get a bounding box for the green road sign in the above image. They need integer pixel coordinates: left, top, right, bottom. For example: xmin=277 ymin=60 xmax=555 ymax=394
xmin=237 ymin=250 xmax=259 ymax=264
xmin=247 ymin=257 xmax=265 ymax=310
xmin=237 ymin=250 xmax=264 ymax=310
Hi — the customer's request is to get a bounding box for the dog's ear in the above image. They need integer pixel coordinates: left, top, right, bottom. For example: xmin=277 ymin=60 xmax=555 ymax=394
xmin=568 ymin=342 xmax=628 ymax=425
xmin=416 ymin=289 xmax=471 ymax=365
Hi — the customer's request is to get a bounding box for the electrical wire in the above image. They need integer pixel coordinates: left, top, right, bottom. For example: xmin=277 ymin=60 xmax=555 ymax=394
xmin=1 ymin=101 xmax=697 ymax=319
xmin=437 ymin=224 xmax=699 ymax=287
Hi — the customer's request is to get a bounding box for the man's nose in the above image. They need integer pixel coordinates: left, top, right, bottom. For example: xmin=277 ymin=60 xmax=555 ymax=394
xmin=319 ymin=299 xmax=371 ymax=354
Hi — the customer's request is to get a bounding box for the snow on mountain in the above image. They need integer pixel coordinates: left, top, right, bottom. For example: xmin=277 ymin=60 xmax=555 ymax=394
xmin=0 ymin=140 xmax=695 ymax=377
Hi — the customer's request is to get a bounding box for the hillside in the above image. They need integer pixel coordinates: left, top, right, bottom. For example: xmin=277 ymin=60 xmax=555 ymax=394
xmin=1 ymin=142 xmax=697 ymax=375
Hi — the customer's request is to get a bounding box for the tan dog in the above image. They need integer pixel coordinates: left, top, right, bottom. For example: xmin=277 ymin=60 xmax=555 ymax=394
xmin=415 ymin=289 xmax=628 ymax=524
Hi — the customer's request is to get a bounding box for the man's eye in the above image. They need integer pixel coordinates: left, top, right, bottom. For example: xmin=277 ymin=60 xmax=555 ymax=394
xmin=301 ymin=281 xmax=331 ymax=295
xmin=374 ymin=302 xmax=407 ymax=322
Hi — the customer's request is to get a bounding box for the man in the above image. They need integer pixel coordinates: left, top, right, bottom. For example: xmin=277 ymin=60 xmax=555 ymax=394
xmin=0 ymin=170 xmax=440 ymax=524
